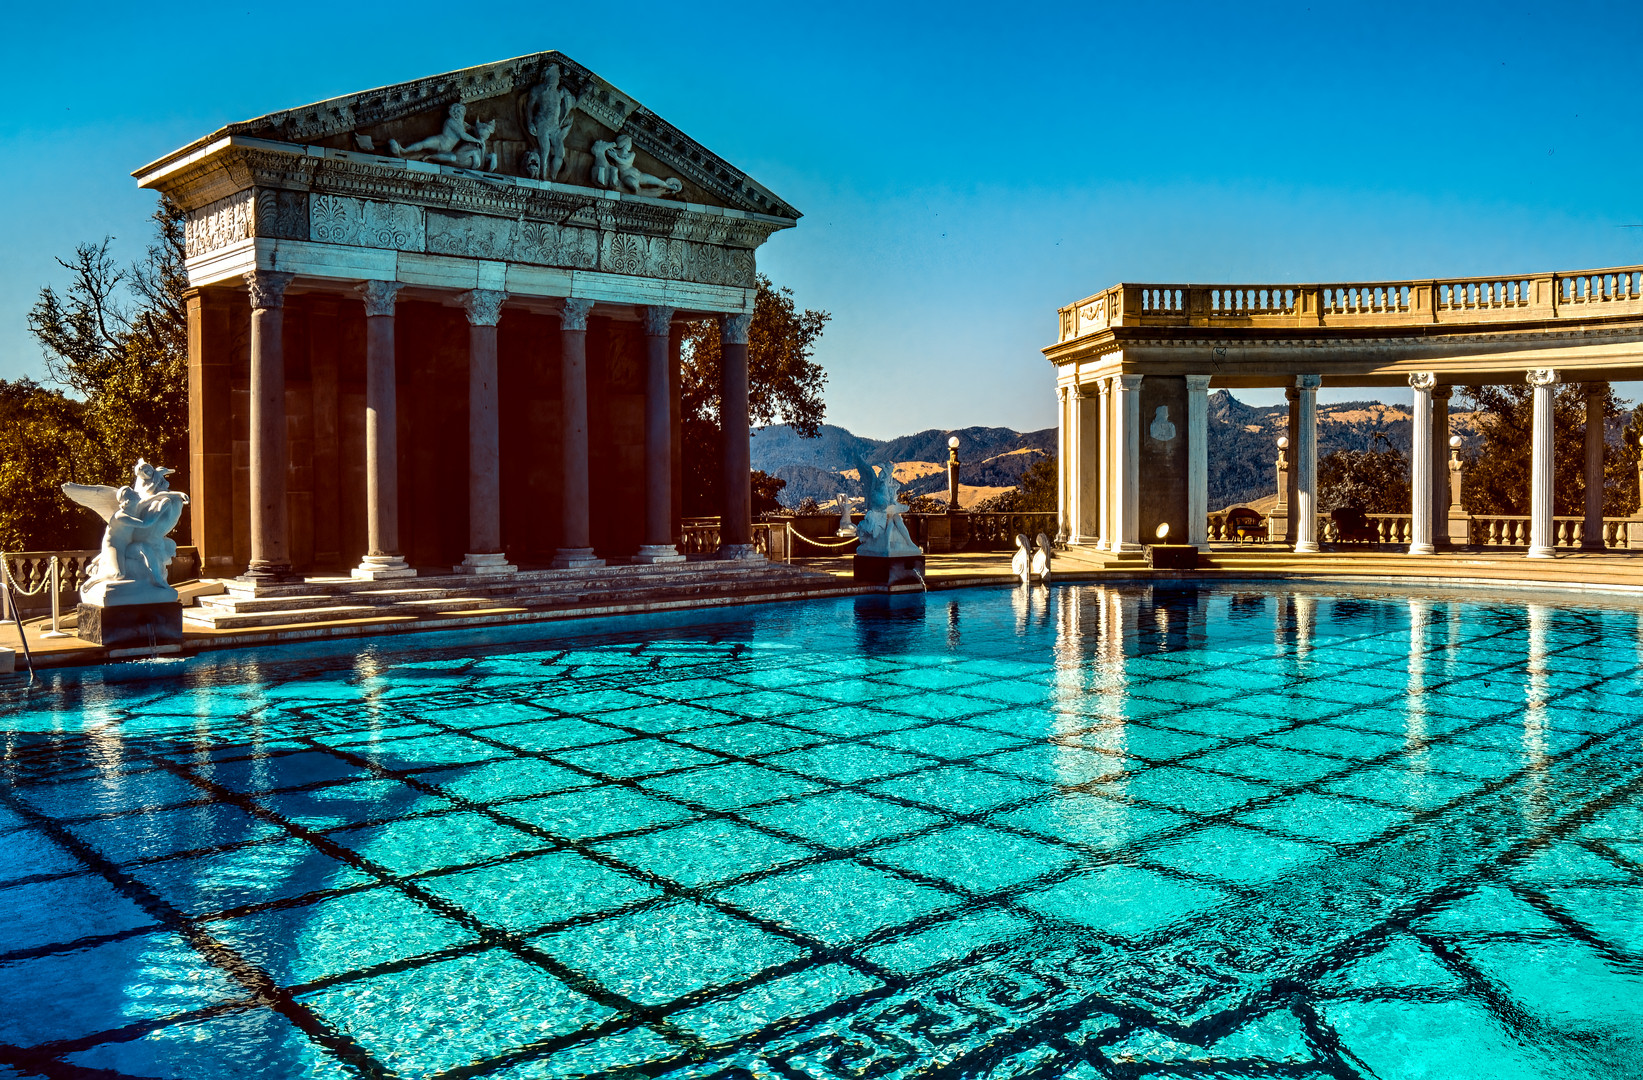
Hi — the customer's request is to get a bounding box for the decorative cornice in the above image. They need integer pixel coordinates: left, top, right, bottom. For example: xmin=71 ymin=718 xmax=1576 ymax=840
xmin=461 ymin=289 xmax=507 ymax=327
xmin=719 ymin=313 xmax=751 ymax=345
xmin=559 ymin=298 xmax=594 ymax=332
xmin=245 ymin=270 xmax=294 ymax=310
xmin=641 ymin=305 xmax=676 ymax=338
xmin=357 ymin=279 xmax=403 ymax=317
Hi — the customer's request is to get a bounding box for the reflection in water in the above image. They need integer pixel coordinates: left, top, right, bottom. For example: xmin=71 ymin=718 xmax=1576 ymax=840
xmin=1405 ymin=599 xmax=1430 ymax=763
xmin=1521 ymin=603 xmax=1550 ymax=822
xmin=946 ymin=599 xmax=961 ymax=651
xmin=1294 ymin=594 xmax=1316 ymax=663
xmin=851 ymin=594 xmax=927 ymax=657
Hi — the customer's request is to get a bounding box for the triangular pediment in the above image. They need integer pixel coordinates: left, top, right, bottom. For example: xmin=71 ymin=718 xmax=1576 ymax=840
xmin=143 ymin=52 xmax=798 ymax=221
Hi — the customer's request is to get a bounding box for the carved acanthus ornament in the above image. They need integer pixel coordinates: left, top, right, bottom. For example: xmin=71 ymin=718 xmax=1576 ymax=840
xmin=1527 ymin=368 xmax=1561 ymax=388
xmin=460 ymin=290 xmax=507 ymax=327
xmin=1408 ymin=371 xmax=1437 ymax=392
xmin=358 ymin=280 xmax=403 ymax=318
xmin=559 ymin=298 xmax=594 ymax=331
xmin=641 ymin=306 xmax=676 ymax=338
xmin=720 ymin=313 xmax=751 ymax=345
xmin=245 ymin=270 xmax=294 ymax=310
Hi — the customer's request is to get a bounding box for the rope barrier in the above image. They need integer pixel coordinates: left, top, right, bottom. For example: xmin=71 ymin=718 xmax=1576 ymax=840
xmin=0 ymin=556 xmax=55 ymax=597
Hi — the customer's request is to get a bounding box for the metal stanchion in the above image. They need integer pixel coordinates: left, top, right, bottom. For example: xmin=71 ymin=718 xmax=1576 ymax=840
xmin=41 ymin=557 xmax=67 ymax=639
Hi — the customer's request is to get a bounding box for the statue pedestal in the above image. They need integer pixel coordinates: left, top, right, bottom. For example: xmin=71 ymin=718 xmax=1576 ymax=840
xmin=77 ymin=602 xmax=183 ymax=649
xmin=854 ymin=554 xmax=925 ymax=587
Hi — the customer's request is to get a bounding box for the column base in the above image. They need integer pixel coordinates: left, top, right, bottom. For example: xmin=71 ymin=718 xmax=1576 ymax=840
xmin=631 ymin=545 xmax=686 ymax=565
xmin=717 ymin=544 xmax=764 ymax=562
xmin=1112 ymin=542 xmax=1144 ymax=553
xmin=352 ymin=555 xmax=417 ymax=581
xmin=454 ymin=552 xmax=517 ymax=576
xmin=238 ymin=562 xmax=302 ymax=584
xmin=1527 ymin=546 xmax=1557 ymax=559
xmin=551 ymin=548 xmax=606 ymax=570
xmin=1293 ymin=542 xmax=1319 ymax=554
xmin=1407 ymin=543 xmax=1436 ymax=556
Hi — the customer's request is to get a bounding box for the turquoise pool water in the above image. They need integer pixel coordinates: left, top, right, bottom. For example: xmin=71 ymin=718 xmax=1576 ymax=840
xmin=1 ymin=584 xmax=1641 ymax=1079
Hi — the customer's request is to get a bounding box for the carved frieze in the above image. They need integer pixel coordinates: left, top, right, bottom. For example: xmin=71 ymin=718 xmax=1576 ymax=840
xmin=309 ymin=195 xmax=425 ymax=250
xmin=184 ymin=192 xmax=253 ymax=257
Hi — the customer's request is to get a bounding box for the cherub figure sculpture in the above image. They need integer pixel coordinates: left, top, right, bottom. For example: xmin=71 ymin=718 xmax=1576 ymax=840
xmin=63 ymin=460 xmax=189 ymax=606
xmin=521 ymin=64 xmax=576 ymax=181
xmin=591 ymin=134 xmax=683 ymax=198
xmin=419 ymin=119 xmax=497 ymax=172
xmin=389 ymin=103 xmax=492 ymax=168
xmin=851 ymin=452 xmax=921 ymax=558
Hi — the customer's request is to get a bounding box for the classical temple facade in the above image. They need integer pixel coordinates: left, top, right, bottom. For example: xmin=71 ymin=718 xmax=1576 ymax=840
xmin=1045 ymin=270 xmax=1643 ymax=557
xmin=136 ymin=52 xmax=797 ymax=583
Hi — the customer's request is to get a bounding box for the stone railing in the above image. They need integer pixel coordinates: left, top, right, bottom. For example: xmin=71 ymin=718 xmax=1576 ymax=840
xmin=963 ymin=513 xmax=1060 ymax=550
xmin=1 ymin=547 xmax=202 ymax=618
xmin=1058 ymin=264 xmax=1643 ymax=341
xmin=1318 ymin=514 xmax=1413 ymax=545
xmin=677 ymin=521 xmax=792 ymax=561
xmin=1467 ymin=516 xmax=1633 ymax=549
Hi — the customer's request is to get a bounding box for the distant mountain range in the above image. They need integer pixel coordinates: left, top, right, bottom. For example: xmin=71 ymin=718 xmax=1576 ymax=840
xmin=752 ymin=391 xmax=1501 ymax=511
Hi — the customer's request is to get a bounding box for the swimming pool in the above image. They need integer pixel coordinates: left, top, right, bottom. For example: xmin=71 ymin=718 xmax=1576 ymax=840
xmin=1 ymin=584 xmax=1640 ymax=1079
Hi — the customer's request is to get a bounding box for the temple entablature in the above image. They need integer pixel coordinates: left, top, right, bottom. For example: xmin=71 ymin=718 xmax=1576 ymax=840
xmin=134 ymin=51 xmax=799 ymax=316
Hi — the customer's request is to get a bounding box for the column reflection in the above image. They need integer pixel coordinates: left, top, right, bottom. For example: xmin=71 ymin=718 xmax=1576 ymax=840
xmin=1521 ymin=603 xmax=1551 ymax=823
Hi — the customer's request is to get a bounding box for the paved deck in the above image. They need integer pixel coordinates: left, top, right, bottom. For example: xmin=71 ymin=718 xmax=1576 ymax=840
xmin=7 ymin=545 xmax=1643 ymax=671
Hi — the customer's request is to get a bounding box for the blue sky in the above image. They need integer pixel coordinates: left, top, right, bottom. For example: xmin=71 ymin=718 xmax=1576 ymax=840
xmin=3 ymin=3 xmax=1640 ymax=438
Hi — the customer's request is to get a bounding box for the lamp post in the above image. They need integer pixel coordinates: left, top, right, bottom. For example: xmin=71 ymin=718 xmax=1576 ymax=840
xmin=947 ymin=435 xmax=961 ymax=510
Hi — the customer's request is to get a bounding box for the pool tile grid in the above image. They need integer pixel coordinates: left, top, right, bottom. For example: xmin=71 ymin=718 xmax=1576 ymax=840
xmin=4 ymin=597 xmax=1643 ymax=1077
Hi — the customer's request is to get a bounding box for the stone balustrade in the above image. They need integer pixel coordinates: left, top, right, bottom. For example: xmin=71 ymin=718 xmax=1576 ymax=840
xmin=2 ymin=548 xmax=202 ymax=617
xmin=1059 ymin=265 xmax=1643 ymax=342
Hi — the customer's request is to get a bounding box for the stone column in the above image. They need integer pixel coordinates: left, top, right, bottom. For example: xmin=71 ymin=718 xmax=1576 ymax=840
xmin=553 ymin=299 xmax=603 ymax=569
xmin=1185 ymin=375 xmax=1211 ymax=550
xmin=351 ymin=280 xmax=415 ymax=580
xmin=1284 ymin=387 xmax=1300 ymax=545
xmin=241 ymin=270 xmax=299 ymax=583
xmin=1055 ymin=386 xmax=1070 ymax=542
xmin=1408 ymin=372 xmax=1436 ymax=555
xmin=1582 ymin=381 xmax=1607 ymax=550
xmin=1095 ymin=378 xmax=1111 ymax=549
xmin=456 ymin=289 xmax=516 ymax=575
xmin=1074 ymin=383 xmax=1100 ymax=544
xmin=635 ymin=305 xmax=685 ymax=563
xmin=1113 ymin=374 xmax=1144 ymax=552
xmin=1432 ymin=385 xmax=1452 ymax=547
xmin=1293 ymin=374 xmax=1321 ymax=554
xmin=1527 ymin=368 xmax=1560 ymax=559
xmin=718 ymin=312 xmax=760 ymax=561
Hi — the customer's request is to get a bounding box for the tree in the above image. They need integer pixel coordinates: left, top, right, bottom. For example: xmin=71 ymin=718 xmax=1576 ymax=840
xmin=1317 ymin=448 xmax=1412 ymax=514
xmin=679 ymin=275 xmax=830 ymax=515
xmin=1456 ymin=383 xmax=1635 ymax=517
xmin=1016 ymin=454 xmax=1057 ymax=512
xmin=6 ymin=199 xmax=190 ymax=550
xmin=750 ymin=471 xmax=788 ymax=517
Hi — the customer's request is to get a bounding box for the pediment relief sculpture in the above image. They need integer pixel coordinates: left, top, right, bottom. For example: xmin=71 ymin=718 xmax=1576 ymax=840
xmin=138 ymin=52 xmax=800 ymax=223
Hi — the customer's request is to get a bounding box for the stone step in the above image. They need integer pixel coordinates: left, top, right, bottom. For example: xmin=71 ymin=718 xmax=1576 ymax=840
xmin=184 ymin=604 xmax=387 ymax=629
xmin=218 ymin=560 xmax=795 ymax=599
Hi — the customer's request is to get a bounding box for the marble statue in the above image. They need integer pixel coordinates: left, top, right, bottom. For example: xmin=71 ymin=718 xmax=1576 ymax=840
xmin=521 ymin=65 xmax=576 ymax=181
xmin=63 ymin=460 xmax=189 ymax=606
xmin=1032 ymin=533 xmax=1053 ymax=583
xmin=851 ymin=452 xmax=921 ymax=558
xmin=591 ymin=135 xmax=683 ymax=198
xmin=390 ymin=104 xmax=497 ymax=171
xmin=835 ymin=494 xmax=857 ymax=537
xmin=1011 ymin=533 xmax=1031 ymax=585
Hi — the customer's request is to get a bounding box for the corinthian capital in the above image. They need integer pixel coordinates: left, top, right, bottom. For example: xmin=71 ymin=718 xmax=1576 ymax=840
xmin=1295 ymin=373 xmax=1322 ymax=391
xmin=1526 ymin=368 xmax=1561 ymax=388
xmin=244 ymin=270 xmax=295 ymax=311
xmin=460 ymin=289 xmax=507 ymax=327
xmin=720 ymin=313 xmax=752 ymax=345
xmin=1408 ymin=371 xmax=1437 ymax=392
xmin=641 ymin=305 xmax=676 ymax=338
xmin=559 ymin=298 xmax=594 ymax=332
xmin=357 ymin=280 xmax=403 ymax=318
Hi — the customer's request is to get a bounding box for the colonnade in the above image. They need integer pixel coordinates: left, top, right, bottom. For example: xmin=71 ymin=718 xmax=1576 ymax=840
xmin=1057 ymin=368 xmax=1615 ymax=558
xmin=236 ymin=269 xmax=758 ymax=586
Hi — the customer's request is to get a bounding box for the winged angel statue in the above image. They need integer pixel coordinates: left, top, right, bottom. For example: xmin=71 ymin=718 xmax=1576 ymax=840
xmin=62 ymin=461 xmax=189 ymax=606
xmin=851 ymin=451 xmax=922 ymax=558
